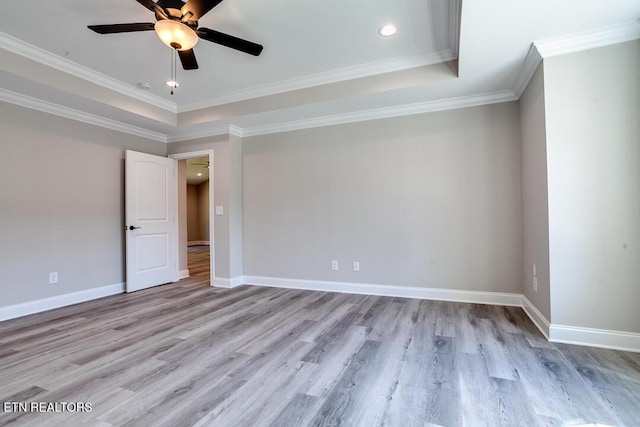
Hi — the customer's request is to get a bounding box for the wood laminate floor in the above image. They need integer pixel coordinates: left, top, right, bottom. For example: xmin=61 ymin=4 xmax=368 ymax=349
xmin=1 ymin=247 xmax=639 ymax=426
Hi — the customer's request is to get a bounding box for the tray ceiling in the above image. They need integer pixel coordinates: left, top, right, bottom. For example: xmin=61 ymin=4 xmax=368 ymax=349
xmin=0 ymin=0 xmax=638 ymax=142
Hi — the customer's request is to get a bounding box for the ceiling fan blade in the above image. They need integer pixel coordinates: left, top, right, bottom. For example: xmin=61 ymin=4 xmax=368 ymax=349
xmin=181 ymin=0 xmax=224 ymax=21
xmin=197 ymin=28 xmax=263 ymax=56
xmin=88 ymin=23 xmax=156 ymax=34
xmin=178 ymin=49 xmax=199 ymax=70
xmin=135 ymin=0 xmax=158 ymax=12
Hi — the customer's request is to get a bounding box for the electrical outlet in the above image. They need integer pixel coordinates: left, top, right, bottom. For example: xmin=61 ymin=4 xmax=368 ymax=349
xmin=49 ymin=272 xmax=58 ymax=285
xmin=353 ymin=261 xmax=360 ymax=272
xmin=532 ymin=276 xmax=538 ymax=292
xmin=331 ymin=260 xmax=338 ymax=271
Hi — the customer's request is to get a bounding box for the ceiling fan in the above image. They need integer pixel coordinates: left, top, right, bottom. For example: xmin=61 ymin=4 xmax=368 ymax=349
xmin=88 ymin=0 xmax=263 ymax=71
xmin=192 ymin=160 xmax=210 ymax=168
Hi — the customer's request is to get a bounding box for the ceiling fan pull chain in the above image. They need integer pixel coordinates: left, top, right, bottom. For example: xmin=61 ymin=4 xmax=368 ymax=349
xmin=171 ymin=48 xmax=175 ymax=95
xmin=170 ymin=48 xmax=177 ymax=95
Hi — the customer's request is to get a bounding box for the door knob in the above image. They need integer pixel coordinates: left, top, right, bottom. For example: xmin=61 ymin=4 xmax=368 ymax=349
xmin=128 ymin=225 xmax=141 ymax=230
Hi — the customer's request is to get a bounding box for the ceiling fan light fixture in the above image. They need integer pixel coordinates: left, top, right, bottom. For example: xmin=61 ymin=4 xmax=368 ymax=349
xmin=166 ymin=80 xmax=179 ymax=88
xmin=154 ymin=20 xmax=199 ymax=51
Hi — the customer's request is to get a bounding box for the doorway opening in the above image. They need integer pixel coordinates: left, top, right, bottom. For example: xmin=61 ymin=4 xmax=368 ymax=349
xmin=169 ymin=150 xmax=215 ymax=287
xmin=185 ymin=156 xmax=210 ymax=284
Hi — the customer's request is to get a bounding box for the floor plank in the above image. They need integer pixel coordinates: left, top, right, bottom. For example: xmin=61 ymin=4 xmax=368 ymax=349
xmin=1 ymin=246 xmax=639 ymax=426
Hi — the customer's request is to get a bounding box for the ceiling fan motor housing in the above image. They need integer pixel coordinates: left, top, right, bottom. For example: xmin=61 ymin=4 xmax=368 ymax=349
xmin=156 ymin=7 xmax=198 ymax=29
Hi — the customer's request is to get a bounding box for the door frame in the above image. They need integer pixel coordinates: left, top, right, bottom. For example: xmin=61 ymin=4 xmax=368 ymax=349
xmin=169 ymin=149 xmax=216 ymax=287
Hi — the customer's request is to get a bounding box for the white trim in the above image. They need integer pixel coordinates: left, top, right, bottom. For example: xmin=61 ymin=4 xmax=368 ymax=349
xmin=167 ymin=90 xmax=517 ymax=142
xmin=177 ymin=50 xmax=455 ymax=113
xmin=0 ymin=88 xmax=167 ymax=142
xmin=521 ymin=296 xmax=550 ymax=339
xmin=534 ymin=21 xmax=640 ymax=59
xmin=187 ymin=241 xmax=210 ymax=246
xmin=2 ymin=276 xmax=636 ymax=352
xmin=212 ymin=276 xmax=244 ymax=288
xmin=228 ymin=125 xmax=244 ymax=138
xmin=242 ymin=276 xmax=522 ymax=306
xmin=166 ymin=124 xmax=233 ymax=143
xmin=178 ymin=270 xmax=190 ymax=280
xmin=212 ymin=277 xmax=231 ymax=288
xmin=166 ymin=91 xmax=517 ymax=142
xmin=238 ymin=90 xmax=517 ymax=138
xmin=230 ymin=276 xmax=245 ymax=288
xmin=212 ymin=278 xmax=230 ymax=288
xmin=512 ymin=44 xmax=543 ymax=98
xmin=169 ymin=150 xmax=214 ymax=160
xmin=549 ymin=325 xmax=640 ymax=354
xmin=0 ymin=31 xmax=175 ymax=113
xmin=0 ymin=283 xmax=125 ymax=322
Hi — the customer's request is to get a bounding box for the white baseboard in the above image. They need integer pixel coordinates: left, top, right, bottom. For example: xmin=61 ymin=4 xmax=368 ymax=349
xmin=230 ymin=276 xmax=244 ymax=288
xmin=178 ymin=269 xmax=190 ymax=280
xmin=241 ymin=276 xmax=522 ymax=306
xmin=211 ymin=277 xmax=229 ymax=288
xmin=244 ymin=276 xmax=639 ymax=352
xmin=2 ymin=276 xmax=636 ymax=353
xmin=0 ymin=283 xmax=125 ymax=322
xmin=549 ymin=325 xmax=640 ymax=353
xmin=521 ymin=296 xmax=550 ymax=339
xmin=188 ymin=241 xmax=210 ymax=246
xmin=212 ymin=276 xmax=244 ymax=288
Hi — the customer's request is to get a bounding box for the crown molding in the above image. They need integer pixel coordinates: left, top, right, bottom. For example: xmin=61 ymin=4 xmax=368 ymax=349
xmin=177 ymin=49 xmax=456 ymax=113
xmin=512 ymin=44 xmax=543 ymax=98
xmin=239 ymin=90 xmax=516 ymax=138
xmin=0 ymin=31 xmax=176 ymax=113
xmin=511 ymin=21 xmax=639 ymax=99
xmin=166 ymin=90 xmax=517 ymax=142
xmin=534 ymin=20 xmax=640 ymax=59
xmin=165 ymin=123 xmax=233 ymax=143
xmin=228 ymin=125 xmax=244 ymax=138
xmin=0 ymin=88 xmax=167 ymax=142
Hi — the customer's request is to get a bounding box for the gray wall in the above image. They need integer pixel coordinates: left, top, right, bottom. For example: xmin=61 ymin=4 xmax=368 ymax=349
xmin=229 ymin=134 xmax=244 ymax=279
xmin=242 ymin=102 xmax=523 ymax=292
xmin=545 ymin=40 xmax=640 ymax=333
xmin=198 ymin=181 xmax=210 ymax=242
xmin=0 ymin=103 xmax=165 ymax=307
xmin=186 ymin=182 xmax=211 ymax=243
xmin=187 ymin=184 xmax=200 ymax=242
xmin=519 ymin=63 xmax=551 ymax=321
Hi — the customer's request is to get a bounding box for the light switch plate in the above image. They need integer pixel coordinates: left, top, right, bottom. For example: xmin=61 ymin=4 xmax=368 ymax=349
xmin=215 ymin=206 xmax=224 ymax=215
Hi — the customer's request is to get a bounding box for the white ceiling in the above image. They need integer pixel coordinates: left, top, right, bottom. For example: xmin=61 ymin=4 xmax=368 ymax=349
xmin=0 ymin=0 xmax=638 ymax=142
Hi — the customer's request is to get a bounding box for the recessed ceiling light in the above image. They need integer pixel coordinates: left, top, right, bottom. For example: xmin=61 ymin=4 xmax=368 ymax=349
xmin=378 ymin=24 xmax=397 ymax=37
xmin=136 ymin=82 xmax=151 ymax=90
xmin=197 ymin=173 xmax=202 ymax=176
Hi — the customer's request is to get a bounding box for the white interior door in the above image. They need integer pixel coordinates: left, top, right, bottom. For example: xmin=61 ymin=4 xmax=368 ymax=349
xmin=125 ymin=150 xmax=178 ymax=292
